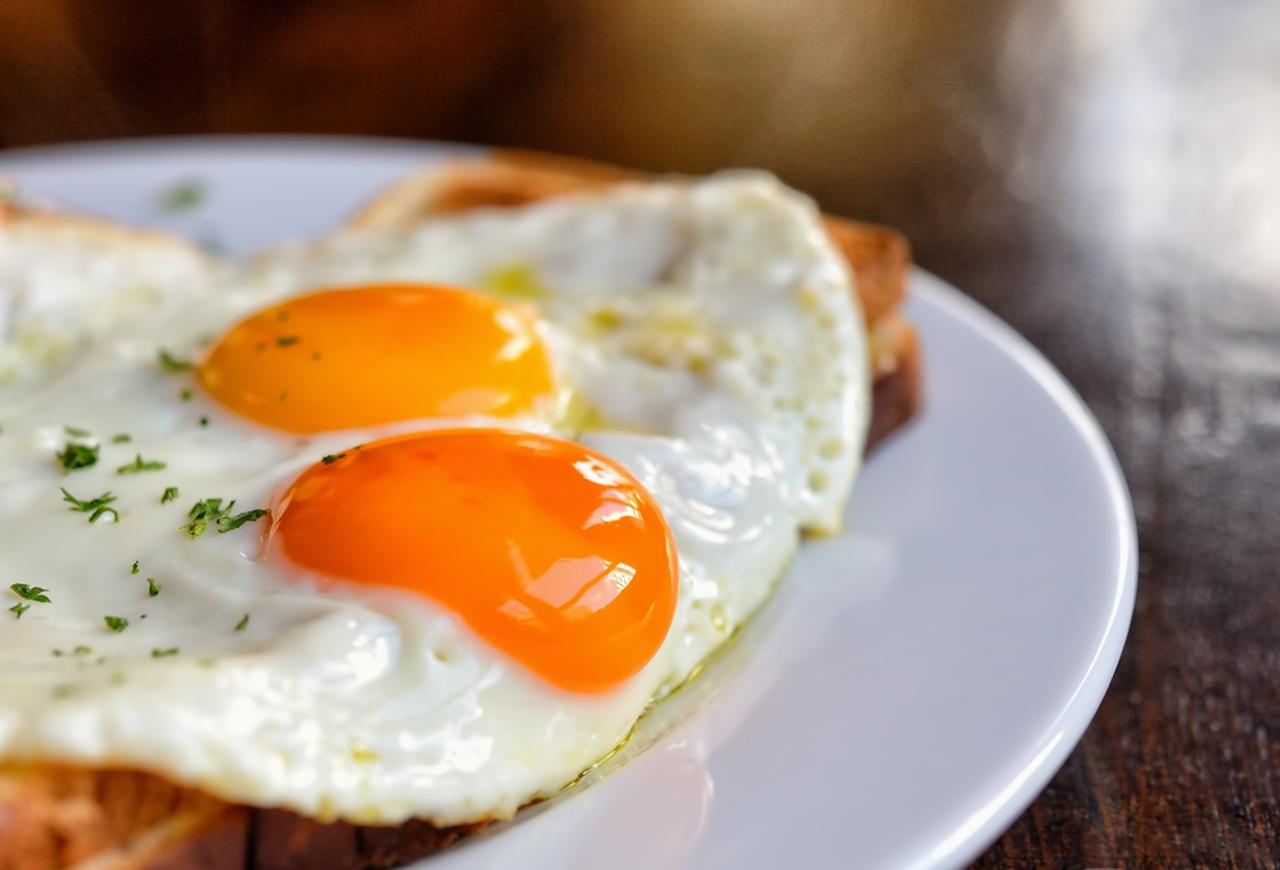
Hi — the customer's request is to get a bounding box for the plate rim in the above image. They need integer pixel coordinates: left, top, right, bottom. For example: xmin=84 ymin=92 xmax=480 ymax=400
xmin=903 ymin=273 xmax=1137 ymax=868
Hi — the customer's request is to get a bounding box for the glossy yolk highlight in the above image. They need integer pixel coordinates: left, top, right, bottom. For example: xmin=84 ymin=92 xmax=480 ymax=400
xmin=198 ymin=284 xmax=555 ymax=433
xmin=273 ymin=430 xmax=679 ymax=693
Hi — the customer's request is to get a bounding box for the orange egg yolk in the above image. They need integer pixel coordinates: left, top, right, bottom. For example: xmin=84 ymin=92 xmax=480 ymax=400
xmin=273 ymin=429 xmax=679 ymax=693
xmin=198 ymin=284 xmax=555 ymax=433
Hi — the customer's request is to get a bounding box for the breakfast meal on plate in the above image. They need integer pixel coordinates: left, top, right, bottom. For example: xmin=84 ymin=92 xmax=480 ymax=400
xmin=0 ymin=151 xmax=921 ymax=869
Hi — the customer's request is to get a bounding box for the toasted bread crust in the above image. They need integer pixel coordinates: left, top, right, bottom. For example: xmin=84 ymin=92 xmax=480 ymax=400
xmin=0 ymin=766 xmax=244 ymax=870
xmin=866 ymin=315 xmax=923 ymax=452
xmin=0 ymin=154 xmax=922 ymax=870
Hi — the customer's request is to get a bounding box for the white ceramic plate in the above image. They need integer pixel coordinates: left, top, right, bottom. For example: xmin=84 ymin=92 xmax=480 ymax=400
xmin=0 ymin=137 xmax=1136 ymax=870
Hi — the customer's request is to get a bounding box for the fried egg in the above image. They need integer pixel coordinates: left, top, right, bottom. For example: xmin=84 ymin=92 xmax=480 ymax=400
xmin=0 ymin=174 xmax=868 ymax=825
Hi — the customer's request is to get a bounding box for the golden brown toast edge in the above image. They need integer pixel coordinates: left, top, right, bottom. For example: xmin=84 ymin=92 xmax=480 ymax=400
xmin=0 ymin=154 xmax=922 ymax=870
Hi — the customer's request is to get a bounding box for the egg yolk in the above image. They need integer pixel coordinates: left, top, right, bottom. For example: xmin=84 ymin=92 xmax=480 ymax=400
xmin=198 ymin=284 xmax=555 ymax=433
xmin=273 ymin=430 xmax=679 ymax=693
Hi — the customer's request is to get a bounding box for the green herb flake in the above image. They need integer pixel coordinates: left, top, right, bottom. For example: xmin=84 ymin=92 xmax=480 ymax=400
xmin=155 ymin=179 xmax=205 ymax=214
xmin=56 ymin=442 xmax=100 ymax=472
xmin=180 ymin=388 xmax=194 ymax=402
xmin=161 ymin=486 xmax=179 ymax=504
xmin=63 ymin=425 xmax=91 ymax=438
xmin=130 ymin=560 xmax=140 ymax=575
xmin=146 ymin=577 xmax=161 ymax=598
xmin=151 ymin=647 xmax=180 ymax=658
xmin=199 ymin=416 xmax=210 ymax=427
xmin=321 ymin=453 xmax=346 ymax=464
xmin=183 ymin=499 xmax=270 ymax=538
xmin=73 ymin=645 xmax=93 ymax=656
xmin=104 ymin=615 xmax=129 ymax=633
xmin=61 ymin=487 xmax=120 ymax=524
xmin=220 ymin=507 xmax=269 ymax=533
xmin=157 ymin=349 xmax=192 ymax=372
xmin=117 ymin=454 xmax=166 ymax=475
xmin=182 ymin=498 xmax=223 ymax=538
xmin=10 ymin=583 xmax=51 ymax=603
xmin=111 ymin=433 xmax=132 ymax=444
xmin=276 ymin=335 xmax=300 ymax=347
xmin=9 ymin=602 xmax=30 ymax=619
xmin=235 ymin=613 xmax=250 ymax=632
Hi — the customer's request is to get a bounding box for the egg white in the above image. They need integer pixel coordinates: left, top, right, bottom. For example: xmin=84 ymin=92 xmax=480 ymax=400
xmin=0 ymin=174 xmax=867 ymax=825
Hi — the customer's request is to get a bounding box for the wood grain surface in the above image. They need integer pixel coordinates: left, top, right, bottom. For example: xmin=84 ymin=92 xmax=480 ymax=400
xmin=1 ymin=1 xmax=1277 ymax=866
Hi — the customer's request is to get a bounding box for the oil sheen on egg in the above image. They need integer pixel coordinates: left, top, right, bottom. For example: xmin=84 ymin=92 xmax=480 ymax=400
xmin=0 ymin=173 xmax=868 ymax=825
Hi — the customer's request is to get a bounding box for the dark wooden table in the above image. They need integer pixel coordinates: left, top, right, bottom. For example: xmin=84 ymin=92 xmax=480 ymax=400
xmin=2 ymin=2 xmax=1277 ymax=865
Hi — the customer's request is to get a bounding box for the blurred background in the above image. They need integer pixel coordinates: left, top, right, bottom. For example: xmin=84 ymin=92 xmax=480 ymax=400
xmin=1 ymin=1 xmax=1277 ymax=865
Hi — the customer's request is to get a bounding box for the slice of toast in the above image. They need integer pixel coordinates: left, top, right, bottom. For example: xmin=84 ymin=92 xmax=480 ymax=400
xmin=0 ymin=156 xmax=922 ymax=869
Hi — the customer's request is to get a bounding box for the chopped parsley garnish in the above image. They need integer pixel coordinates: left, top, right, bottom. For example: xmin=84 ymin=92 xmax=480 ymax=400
xmin=321 ymin=453 xmax=345 ymax=464
xmin=73 ymin=645 xmax=92 ymax=656
xmin=276 ymin=335 xmax=300 ymax=347
xmin=155 ymin=179 xmax=205 ymax=213
xmin=199 ymin=416 xmax=210 ymax=427
xmin=116 ymin=454 xmax=166 ymax=475
xmin=146 ymin=577 xmax=161 ymax=598
xmin=56 ymin=442 xmax=99 ymax=472
xmin=112 ymin=433 xmax=132 ymax=444
xmin=104 ymin=615 xmax=129 ymax=633
xmin=220 ymin=507 xmax=269 ymax=532
xmin=182 ymin=498 xmax=224 ymax=538
xmin=151 ymin=647 xmax=180 ymax=658
xmin=10 ymin=583 xmax=51 ymax=603
xmin=130 ymin=560 xmax=140 ymax=575
xmin=161 ymin=486 xmax=179 ymax=504
xmin=180 ymin=388 xmax=194 ymax=402
xmin=182 ymin=498 xmax=270 ymax=538
xmin=158 ymin=349 xmax=192 ymax=372
xmin=235 ymin=613 xmax=250 ymax=632
xmin=61 ymin=487 xmax=120 ymax=524
xmin=9 ymin=603 xmax=29 ymax=619
xmin=64 ymin=425 xmax=91 ymax=438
